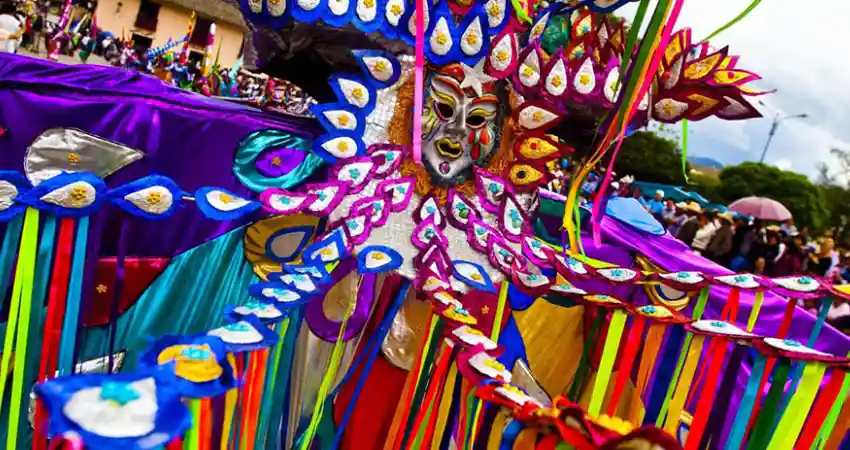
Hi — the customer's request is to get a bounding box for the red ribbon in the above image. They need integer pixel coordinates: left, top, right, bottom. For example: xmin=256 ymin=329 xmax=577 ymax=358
xmin=795 ymin=369 xmax=847 ymax=450
xmin=34 ymin=218 xmax=75 ymax=450
xmin=684 ymin=338 xmax=729 ymax=450
xmin=606 ymin=316 xmax=646 ymax=417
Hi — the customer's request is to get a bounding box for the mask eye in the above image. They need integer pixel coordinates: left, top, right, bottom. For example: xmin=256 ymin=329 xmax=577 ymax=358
xmin=434 ymin=101 xmax=455 ymax=120
xmin=466 ymin=114 xmax=487 ymax=129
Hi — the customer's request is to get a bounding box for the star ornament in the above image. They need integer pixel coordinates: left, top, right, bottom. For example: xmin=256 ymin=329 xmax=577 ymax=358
xmin=460 ymin=58 xmax=496 ymax=97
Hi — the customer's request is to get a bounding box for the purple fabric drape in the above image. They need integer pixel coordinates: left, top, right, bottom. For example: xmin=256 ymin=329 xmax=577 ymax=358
xmin=0 ymin=53 xmax=321 ymax=257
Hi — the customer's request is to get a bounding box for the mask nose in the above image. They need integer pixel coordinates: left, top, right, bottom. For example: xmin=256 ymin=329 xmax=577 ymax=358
xmin=445 ymin=104 xmax=467 ymax=137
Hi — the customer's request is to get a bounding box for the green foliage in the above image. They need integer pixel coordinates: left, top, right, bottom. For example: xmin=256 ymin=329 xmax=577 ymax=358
xmin=717 ymin=162 xmax=827 ymax=230
xmin=688 ymin=171 xmax=723 ymax=203
xmin=610 ymin=131 xmax=689 ymax=185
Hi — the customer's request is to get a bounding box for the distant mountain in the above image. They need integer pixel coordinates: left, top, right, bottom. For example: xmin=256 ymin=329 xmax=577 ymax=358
xmin=688 ymin=156 xmax=724 ymax=169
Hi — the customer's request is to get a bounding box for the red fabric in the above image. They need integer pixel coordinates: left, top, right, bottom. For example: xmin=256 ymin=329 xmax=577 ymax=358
xmin=795 ymin=370 xmax=847 ymax=450
xmin=721 ymin=288 xmax=740 ymax=323
xmin=414 ymin=345 xmax=454 ymax=450
xmin=334 ymin=356 xmax=407 ymax=450
xmin=536 ymin=434 xmax=561 ymax=450
xmin=606 ymin=317 xmax=646 ymax=416
xmin=34 ymin=218 xmax=75 ymax=450
xmin=684 ymin=338 xmax=729 ymax=450
xmin=334 ymin=275 xmax=407 ymax=450
xmin=83 ymin=257 xmax=169 ymax=326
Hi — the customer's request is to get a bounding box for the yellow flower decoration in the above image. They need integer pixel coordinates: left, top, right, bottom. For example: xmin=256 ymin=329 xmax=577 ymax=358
xmin=390 ymin=3 xmax=401 ymax=15
xmin=551 ymin=75 xmax=562 ymax=88
xmin=351 ymin=87 xmax=364 ymax=100
xmin=595 ymin=414 xmax=635 ymax=435
xmin=271 ymin=156 xmax=282 ymax=166
xmin=218 ymin=193 xmax=234 ymax=204
xmin=157 ymin=344 xmax=223 ymax=383
xmin=495 ymin=50 xmax=509 ymax=63
xmin=443 ymin=306 xmax=478 ymax=325
xmin=337 ymin=115 xmax=350 ymax=127
xmin=466 ymin=33 xmax=478 ymax=45
xmin=145 ymin=191 xmax=161 ymax=206
xmin=67 ymin=152 xmax=81 ymax=164
xmin=436 ymin=33 xmax=448 ymax=46
xmin=487 ymin=4 xmax=501 ymax=17
xmin=338 ymin=141 xmax=350 ymax=153
xmin=373 ymin=60 xmax=387 ymax=73
xmin=69 ymin=187 xmax=90 ymax=205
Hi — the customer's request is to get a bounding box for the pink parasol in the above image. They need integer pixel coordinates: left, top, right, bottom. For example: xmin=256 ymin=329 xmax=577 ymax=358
xmin=728 ymin=196 xmax=792 ymax=221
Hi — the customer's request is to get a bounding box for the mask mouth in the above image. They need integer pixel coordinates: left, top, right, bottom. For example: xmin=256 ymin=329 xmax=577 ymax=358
xmin=436 ymin=138 xmax=463 ymax=159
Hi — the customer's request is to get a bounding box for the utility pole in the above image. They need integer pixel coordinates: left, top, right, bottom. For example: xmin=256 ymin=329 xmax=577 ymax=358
xmin=758 ymin=110 xmax=808 ymax=164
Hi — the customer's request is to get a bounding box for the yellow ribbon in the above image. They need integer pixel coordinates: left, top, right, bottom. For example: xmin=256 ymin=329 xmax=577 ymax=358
xmin=663 ymin=334 xmax=705 ymax=433
xmin=588 ymin=309 xmax=627 ymax=417
xmin=767 ymin=362 xmax=828 ymax=450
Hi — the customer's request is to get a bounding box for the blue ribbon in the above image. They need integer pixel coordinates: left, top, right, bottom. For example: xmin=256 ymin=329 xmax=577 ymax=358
xmin=0 ymin=216 xmax=24 ymax=303
xmin=330 ymin=279 xmax=411 ymax=449
xmin=725 ymin=353 xmax=766 ymax=450
xmin=57 ymin=216 xmax=89 ymax=376
xmin=499 ymin=419 xmax=525 ymax=450
xmin=643 ymin=324 xmax=685 ymax=425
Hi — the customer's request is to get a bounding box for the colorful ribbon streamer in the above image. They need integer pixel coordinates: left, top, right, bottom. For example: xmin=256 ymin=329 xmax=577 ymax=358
xmin=411 ymin=0 xmax=425 ymax=164
xmin=4 ymin=209 xmax=40 ymax=450
xmin=766 ymin=362 xmax=828 ymax=450
xmin=588 ymin=309 xmax=627 ymax=417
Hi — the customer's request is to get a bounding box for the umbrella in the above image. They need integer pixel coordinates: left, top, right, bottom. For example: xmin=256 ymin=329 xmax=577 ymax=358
xmin=727 ymin=196 xmax=792 ymax=221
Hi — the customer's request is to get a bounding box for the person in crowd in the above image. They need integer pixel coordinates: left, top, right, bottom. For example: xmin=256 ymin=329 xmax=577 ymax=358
xmin=675 ymin=202 xmax=702 ymax=246
xmin=752 ymin=231 xmax=781 ymax=275
xmin=661 ymin=198 xmax=677 ymax=228
xmin=0 ymin=2 xmax=24 ymax=53
xmin=667 ymin=202 xmax=687 ymax=236
xmin=809 ymin=236 xmax=839 ymax=278
xmin=646 ymin=190 xmax=665 ymax=219
xmin=780 ymin=218 xmax=798 ymax=237
xmin=689 ymin=211 xmax=717 ymax=254
xmin=773 ymin=232 xmax=808 ymax=277
xmin=705 ymin=212 xmax=734 ymax=265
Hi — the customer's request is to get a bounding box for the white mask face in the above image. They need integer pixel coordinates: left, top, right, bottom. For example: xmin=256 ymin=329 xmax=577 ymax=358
xmin=420 ymin=64 xmax=502 ymax=185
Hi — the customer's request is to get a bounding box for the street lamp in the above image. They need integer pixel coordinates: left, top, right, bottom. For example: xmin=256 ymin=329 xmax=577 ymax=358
xmin=758 ymin=108 xmax=808 ymax=163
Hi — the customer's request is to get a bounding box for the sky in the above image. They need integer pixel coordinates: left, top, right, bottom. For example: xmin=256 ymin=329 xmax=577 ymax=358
xmin=617 ymin=0 xmax=850 ymax=180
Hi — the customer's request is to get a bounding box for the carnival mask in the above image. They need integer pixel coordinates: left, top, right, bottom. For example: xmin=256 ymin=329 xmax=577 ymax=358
xmin=421 ymin=64 xmax=503 ymax=185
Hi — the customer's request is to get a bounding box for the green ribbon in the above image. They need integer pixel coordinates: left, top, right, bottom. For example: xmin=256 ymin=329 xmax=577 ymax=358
xmin=15 ymin=216 xmax=56 ymax=448
xmin=398 ymin=319 xmax=445 ymax=450
xmin=747 ymin=359 xmax=792 ymax=450
xmin=5 ymin=209 xmax=41 ymax=450
xmin=568 ymin=308 xmax=604 ymax=402
xmin=815 ymin=354 xmax=850 ymax=449
xmin=699 ymin=0 xmax=763 ymax=43
xmin=655 ymin=286 xmax=710 ymax=427
xmin=681 ymin=120 xmax=689 ymax=182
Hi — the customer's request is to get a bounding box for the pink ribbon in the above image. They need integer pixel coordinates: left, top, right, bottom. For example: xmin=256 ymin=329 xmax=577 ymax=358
xmin=591 ymin=0 xmax=685 ymax=246
xmin=49 ymin=433 xmax=83 ymax=450
xmin=412 ymin=0 xmax=426 ymax=163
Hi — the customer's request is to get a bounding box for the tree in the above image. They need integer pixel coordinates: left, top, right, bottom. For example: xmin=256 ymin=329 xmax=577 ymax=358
xmin=717 ymin=162 xmax=827 ymax=230
xmin=688 ymin=171 xmax=723 ymax=203
xmin=609 ymin=131 xmax=689 ymax=185
xmin=816 ymin=148 xmax=850 ymax=244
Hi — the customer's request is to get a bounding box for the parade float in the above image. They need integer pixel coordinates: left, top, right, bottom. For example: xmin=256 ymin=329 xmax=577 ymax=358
xmin=0 ymin=0 xmax=848 ymax=449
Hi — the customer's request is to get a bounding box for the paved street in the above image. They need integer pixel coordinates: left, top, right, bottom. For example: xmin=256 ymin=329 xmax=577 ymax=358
xmin=15 ymin=41 xmax=110 ymax=66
